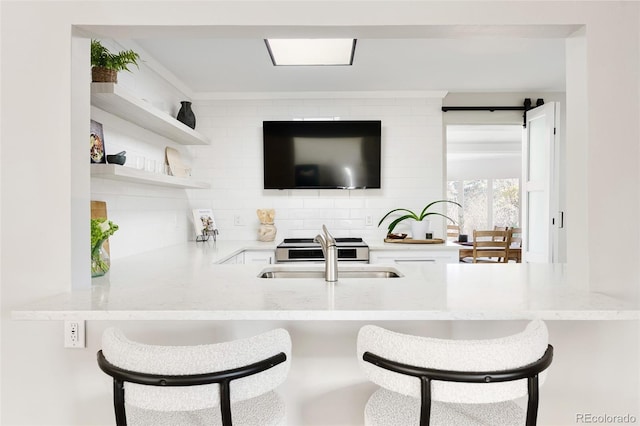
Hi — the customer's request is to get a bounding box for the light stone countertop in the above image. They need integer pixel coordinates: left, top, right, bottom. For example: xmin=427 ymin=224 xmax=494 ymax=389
xmin=11 ymin=241 xmax=639 ymax=321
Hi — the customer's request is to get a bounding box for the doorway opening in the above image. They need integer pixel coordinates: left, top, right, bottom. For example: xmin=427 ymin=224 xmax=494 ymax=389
xmin=445 ymin=124 xmax=523 ymax=236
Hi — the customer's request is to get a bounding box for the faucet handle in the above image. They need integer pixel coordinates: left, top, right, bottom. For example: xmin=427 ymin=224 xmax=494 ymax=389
xmin=322 ymin=224 xmax=336 ymax=245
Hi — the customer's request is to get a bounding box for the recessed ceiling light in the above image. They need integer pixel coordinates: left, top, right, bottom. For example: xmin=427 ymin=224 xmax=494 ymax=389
xmin=265 ymin=39 xmax=357 ymax=66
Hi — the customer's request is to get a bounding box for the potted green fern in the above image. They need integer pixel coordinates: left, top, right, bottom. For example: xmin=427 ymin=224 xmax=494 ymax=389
xmin=378 ymin=200 xmax=461 ymax=239
xmin=91 ymin=39 xmax=140 ymax=83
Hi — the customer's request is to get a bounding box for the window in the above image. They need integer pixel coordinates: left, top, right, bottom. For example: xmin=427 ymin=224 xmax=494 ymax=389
xmin=448 ymin=178 xmax=520 ymax=234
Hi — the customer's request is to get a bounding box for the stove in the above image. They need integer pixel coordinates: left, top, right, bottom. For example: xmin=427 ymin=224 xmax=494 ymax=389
xmin=275 ymin=237 xmax=369 ymax=263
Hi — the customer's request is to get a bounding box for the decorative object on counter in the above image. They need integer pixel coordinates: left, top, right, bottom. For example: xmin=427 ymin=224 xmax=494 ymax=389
xmin=383 ymin=237 xmax=445 ymax=244
xmin=378 ymin=200 xmax=461 ymax=238
xmin=90 ymin=39 xmax=140 ymax=83
xmin=165 ymin=147 xmax=190 ymax=177
xmin=385 ymin=233 xmax=407 ymax=240
xmin=91 ymin=218 xmax=119 ymax=277
xmin=192 ymin=208 xmax=218 ymax=242
xmin=176 ymin=101 xmax=196 ymax=129
xmin=106 ymin=150 xmax=126 ymax=165
xmin=90 ymin=120 xmax=107 ymax=164
xmin=257 ymin=209 xmax=277 ymax=242
xmin=458 ymin=234 xmax=469 ymax=243
xmin=410 ymin=219 xmax=430 ymax=241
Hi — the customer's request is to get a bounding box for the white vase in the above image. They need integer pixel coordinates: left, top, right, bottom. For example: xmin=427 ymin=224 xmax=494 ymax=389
xmin=410 ymin=219 xmax=431 ymax=240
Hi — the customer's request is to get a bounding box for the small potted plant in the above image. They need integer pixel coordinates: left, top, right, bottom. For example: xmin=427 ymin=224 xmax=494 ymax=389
xmin=378 ymin=200 xmax=461 ymax=240
xmin=91 ymin=39 xmax=140 ymax=83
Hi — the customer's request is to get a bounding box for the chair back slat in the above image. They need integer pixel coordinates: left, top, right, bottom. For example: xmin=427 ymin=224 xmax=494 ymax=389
xmin=472 ymin=229 xmax=512 ymax=263
xmin=446 ymin=225 xmax=460 ymax=239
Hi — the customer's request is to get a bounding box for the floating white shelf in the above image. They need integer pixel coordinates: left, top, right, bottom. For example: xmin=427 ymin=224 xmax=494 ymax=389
xmin=91 ymin=164 xmax=210 ymax=189
xmin=90 ymin=83 xmax=210 ymax=146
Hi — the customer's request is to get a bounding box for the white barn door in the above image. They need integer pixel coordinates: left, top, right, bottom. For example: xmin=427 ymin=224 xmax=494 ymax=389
xmin=522 ymin=102 xmax=559 ymax=263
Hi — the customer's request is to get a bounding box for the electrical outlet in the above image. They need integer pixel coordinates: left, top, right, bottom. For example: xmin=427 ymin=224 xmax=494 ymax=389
xmin=64 ymin=320 xmax=85 ymax=348
xmin=365 ymin=215 xmax=373 ymax=226
xmin=234 ymin=215 xmax=243 ymax=226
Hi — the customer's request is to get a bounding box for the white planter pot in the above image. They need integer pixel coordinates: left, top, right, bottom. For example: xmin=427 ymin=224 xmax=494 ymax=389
xmin=410 ymin=219 xmax=431 ymax=239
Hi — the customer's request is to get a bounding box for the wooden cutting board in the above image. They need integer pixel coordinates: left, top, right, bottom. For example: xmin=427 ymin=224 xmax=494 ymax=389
xmin=384 ymin=238 xmax=445 ymax=244
xmin=91 ymin=200 xmax=110 ymax=255
xmin=165 ymin=147 xmax=189 ymax=177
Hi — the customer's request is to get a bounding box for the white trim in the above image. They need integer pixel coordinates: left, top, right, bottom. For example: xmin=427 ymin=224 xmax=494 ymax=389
xmin=193 ymin=90 xmax=448 ymax=100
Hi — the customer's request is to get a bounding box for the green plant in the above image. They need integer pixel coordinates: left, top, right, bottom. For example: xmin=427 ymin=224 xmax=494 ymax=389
xmin=378 ymin=200 xmax=461 ymax=234
xmin=91 ymin=218 xmax=119 ymax=256
xmin=91 ymin=39 xmax=140 ymax=72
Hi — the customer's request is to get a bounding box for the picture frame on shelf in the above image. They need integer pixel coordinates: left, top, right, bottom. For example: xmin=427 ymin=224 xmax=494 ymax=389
xmin=90 ymin=119 xmax=106 ymax=164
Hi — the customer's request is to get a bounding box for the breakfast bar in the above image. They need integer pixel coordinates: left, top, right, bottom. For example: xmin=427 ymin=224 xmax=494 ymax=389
xmin=8 ymin=241 xmax=640 ymax=426
xmin=12 ymin=242 xmax=638 ymax=321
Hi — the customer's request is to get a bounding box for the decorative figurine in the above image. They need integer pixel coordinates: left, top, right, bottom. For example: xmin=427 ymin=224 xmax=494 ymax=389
xmin=257 ymin=209 xmax=277 ymax=242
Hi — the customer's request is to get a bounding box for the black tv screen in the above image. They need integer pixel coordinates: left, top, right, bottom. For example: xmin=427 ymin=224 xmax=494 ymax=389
xmin=263 ymin=120 xmax=382 ymax=189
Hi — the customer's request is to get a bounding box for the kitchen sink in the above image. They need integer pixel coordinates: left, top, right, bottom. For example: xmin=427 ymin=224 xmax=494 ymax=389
xmin=258 ymin=265 xmax=403 ymax=279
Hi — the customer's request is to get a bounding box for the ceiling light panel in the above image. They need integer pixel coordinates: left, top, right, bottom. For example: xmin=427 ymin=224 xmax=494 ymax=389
xmin=265 ymin=39 xmax=356 ymax=66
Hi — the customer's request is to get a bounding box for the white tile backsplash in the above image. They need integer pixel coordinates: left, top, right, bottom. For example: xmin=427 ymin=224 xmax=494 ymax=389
xmin=93 ymin=94 xmax=446 ymax=256
xmin=187 ymin=96 xmax=445 ymax=241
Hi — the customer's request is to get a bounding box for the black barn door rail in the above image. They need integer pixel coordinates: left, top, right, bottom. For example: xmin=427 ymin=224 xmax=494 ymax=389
xmin=442 ymin=98 xmax=544 ymax=127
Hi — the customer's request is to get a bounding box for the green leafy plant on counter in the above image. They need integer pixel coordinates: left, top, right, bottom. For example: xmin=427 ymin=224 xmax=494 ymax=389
xmin=378 ymin=200 xmax=461 ymax=234
xmin=91 ymin=218 xmax=119 ymax=275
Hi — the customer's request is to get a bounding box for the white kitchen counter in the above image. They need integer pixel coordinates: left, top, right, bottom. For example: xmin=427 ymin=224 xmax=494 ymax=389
xmin=11 ymin=241 xmax=639 ymax=321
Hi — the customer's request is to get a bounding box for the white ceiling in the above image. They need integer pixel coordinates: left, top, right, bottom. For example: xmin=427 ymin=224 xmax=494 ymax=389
xmin=133 ymin=37 xmax=565 ymax=93
xmin=118 ymin=24 xmax=571 ymax=94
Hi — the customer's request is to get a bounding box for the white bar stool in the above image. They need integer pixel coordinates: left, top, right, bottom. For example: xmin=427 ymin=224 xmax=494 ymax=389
xmin=98 ymin=328 xmax=291 ymax=426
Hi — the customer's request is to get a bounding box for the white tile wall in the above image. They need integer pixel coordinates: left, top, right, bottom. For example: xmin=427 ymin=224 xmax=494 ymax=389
xmin=92 ymin=93 xmax=446 ymax=258
xmin=186 ymin=96 xmax=446 ymax=242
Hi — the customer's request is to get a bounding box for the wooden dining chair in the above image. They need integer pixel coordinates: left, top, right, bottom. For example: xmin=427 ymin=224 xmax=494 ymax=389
xmin=472 ymin=229 xmax=512 ymax=263
xmin=505 ymin=227 xmax=522 ymax=263
xmin=493 ymin=226 xmax=507 ymax=239
xmin=446 ymin=225 xmax=460 ymax=240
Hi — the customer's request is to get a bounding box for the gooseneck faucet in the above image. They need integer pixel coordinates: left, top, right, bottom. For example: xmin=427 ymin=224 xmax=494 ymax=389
xmin=315 ymin=225 xmax=338 ymax=282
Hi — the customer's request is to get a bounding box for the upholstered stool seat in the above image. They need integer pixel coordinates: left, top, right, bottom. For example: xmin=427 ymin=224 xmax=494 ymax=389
xmin=365 ymin=388 xmax=525 ymax=426
xmin=125 ymin=390 xmax=285 ymax=426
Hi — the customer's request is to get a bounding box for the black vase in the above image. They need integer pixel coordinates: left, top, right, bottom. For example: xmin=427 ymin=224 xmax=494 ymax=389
xmin=177 ymin=101 xmax=196 ymax=129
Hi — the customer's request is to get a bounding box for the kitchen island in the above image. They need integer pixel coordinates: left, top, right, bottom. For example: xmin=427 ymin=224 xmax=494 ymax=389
xmin=12 ymin=241 xmax=639 ymax=321
xmin=9 ymin=241 xmax=640 ymax=426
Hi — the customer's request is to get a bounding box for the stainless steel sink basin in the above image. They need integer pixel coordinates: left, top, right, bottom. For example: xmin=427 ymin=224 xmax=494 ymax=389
xmin=258 ymin=265 xmax=403 ymax=279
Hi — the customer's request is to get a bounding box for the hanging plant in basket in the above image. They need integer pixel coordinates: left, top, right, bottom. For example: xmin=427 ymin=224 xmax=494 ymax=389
xmin=91 ymin=39 xmax=140 ymax=83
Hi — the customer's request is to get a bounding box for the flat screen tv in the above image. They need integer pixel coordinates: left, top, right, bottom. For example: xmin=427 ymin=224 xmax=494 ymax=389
xmin=263 ymin=120 xmax=382 ymax=189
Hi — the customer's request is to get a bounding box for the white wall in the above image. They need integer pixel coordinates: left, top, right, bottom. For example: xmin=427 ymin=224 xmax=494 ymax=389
xmin=2 ymin=1 xmax=639 ymax=425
